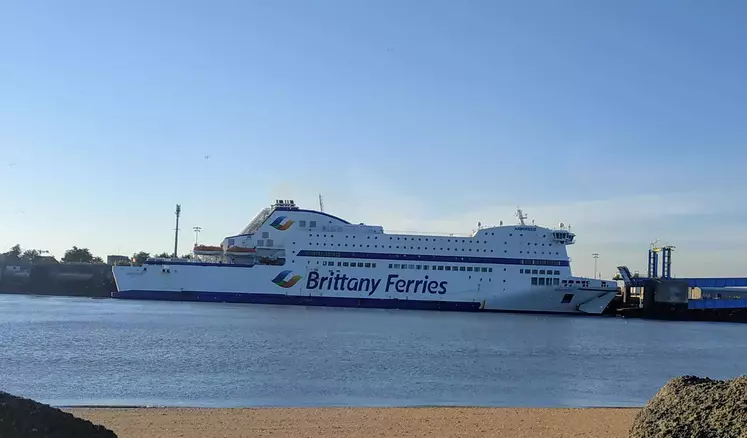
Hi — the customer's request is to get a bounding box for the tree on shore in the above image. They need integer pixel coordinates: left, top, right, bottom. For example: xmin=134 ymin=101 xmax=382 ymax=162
xmin=132 ymin=251 xmax=150 ymax=266
xmin=6 ymin=245 xmax=21 ymax=260
xmin=154 ymin=252 xmax=171 ymax=259
xmin=21 ymin=249 xmax=40 ymax=262
xmin=61 ymin=246 xmax=95 ymax=263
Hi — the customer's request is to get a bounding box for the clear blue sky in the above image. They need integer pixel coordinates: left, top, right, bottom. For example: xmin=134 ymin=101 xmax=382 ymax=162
xmin=1 ymin=0 xmax=746 ymax=277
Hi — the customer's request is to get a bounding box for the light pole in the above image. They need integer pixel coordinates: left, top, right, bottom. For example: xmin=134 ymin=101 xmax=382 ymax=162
xmin=193 ymin=226 xmax=202 ymax=246
xmin=592 ymin=253 xmax=599 ymax=279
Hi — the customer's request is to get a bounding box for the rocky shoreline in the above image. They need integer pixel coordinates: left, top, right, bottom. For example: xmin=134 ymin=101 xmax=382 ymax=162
xmin=0 ymin=391 xmax=116 ymax=438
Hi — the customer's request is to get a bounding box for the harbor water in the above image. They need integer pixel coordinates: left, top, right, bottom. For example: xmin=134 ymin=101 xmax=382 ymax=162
xmin=0 ymin=295 xmax=745 ymax=408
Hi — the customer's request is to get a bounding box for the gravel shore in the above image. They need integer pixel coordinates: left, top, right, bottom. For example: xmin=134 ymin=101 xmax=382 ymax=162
xmin=65 ymin=407 xmax=638 ymax=438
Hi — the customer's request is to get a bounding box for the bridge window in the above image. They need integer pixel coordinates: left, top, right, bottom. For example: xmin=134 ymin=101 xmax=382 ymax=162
xmin=531 ymin=277 xmax=538 ymax=285
xmin=539 ymin=278 xmax=546 ymax=286
xmin=553 ymin=278 xmax=560 ymax=285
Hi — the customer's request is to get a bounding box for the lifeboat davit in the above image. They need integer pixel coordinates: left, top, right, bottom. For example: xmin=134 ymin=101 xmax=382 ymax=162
xmin=225 ymin=246 xmax=256 ymax=256
xmin=193 ymin=245 xmax=223 ymax=255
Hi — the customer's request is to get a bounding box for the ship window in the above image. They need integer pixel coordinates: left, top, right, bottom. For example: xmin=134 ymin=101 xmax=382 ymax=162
xmin=338 ymin=262 xmax=342 ymax=266
xmin=357 ymin=262 xmax=364 ymax=267
xmin=323 ymin=261 xmax=327 ymax=266
xmin=372 ymin=263 xmax=376 ymax=268
xmin=310 ymin=221 xmax=316 ymax=227
xmin=445 ymin=266 xmax=451 ymax=271
xmin=393 ymin=264 xmax=400 ymax=268
xmin=408 ymin=264 xmax=414 ymax=269
xmin=540 ymin=270 xmax=546 ymax=275
xmin=438 ymin=266 xmax=444 ymax=270
xmin=531 ymin=277 xmax=538 ymax=285
xmin=488 ymin=268 xmax=493 ymax=272
xmin=554 ymin=270 xmax=560 ymax=275
xmin=389 ymin=264 xmax=393 ymax=268
xmin=262 ymin=232 xmax=269 ymax=238
xmin=365 ymin=263 xmax=371 ymax=268
xmin=343 ymin=262 xmax=349 ymax=267
xmin=468 ymin=267 xmax=474 ymax=272
xmin=459 ymin=266 xmax=466 ymax=271
xmin=539 ymin=278 xmax=546 ymax=286
xmin=553 ymin=278 xmax=560 ymax=285
xmin=561 ymin=294 xmax=574 ymax=304
xmin=481 ymin=267 xmax=488 ymax=272
xmin=416 ymin=265 xmax=422 ymax=270
xmin=299 ymin=221 xmax=306 ymax=227
xmin=257 ymin=240 xmax=264 ymax=246
xmin=423 ymin=265 xmax=429 ymax=270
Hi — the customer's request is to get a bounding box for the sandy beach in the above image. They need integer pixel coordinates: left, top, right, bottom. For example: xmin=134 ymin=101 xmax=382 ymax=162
xmin=65 ymin=407 xmax=638 ymax=438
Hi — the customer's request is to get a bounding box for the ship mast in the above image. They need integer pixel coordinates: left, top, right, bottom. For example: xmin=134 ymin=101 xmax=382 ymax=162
xmin=516 ymin=208 xmax=527 ymax=226
xmin=319 ymin=194 xmax=325 ymax=212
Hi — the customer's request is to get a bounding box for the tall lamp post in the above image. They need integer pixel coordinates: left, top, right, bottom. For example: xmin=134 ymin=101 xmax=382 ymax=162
xmin=193 ymin=226 xmax=202 ymax=246
xmin=592 ymin=253 xmax=599 ymax=279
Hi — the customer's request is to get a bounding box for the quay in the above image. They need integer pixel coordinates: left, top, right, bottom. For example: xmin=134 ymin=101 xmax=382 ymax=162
xmin=609 ymin=245 xmax=747 ymax=322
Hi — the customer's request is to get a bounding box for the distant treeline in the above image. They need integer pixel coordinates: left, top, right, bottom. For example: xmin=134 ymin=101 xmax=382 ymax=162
xmin=2 ymin=245 xmax=193 ymax=266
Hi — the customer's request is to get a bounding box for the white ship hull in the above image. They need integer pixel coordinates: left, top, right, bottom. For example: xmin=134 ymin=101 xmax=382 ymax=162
xmin=112 ymin=200 xmax=618 ymax=315
xmin=113 ymin=262 xmax=617 ymax=315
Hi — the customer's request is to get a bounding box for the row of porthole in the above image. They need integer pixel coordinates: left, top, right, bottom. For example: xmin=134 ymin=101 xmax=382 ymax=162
xmin=307 ymin=233 xmax=553 ymax=244
xmin=294 ymin=242 xmax=562 ymax=256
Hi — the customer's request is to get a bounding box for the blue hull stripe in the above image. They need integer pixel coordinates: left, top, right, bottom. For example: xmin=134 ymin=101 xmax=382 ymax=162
xmin=296 ymin=250 xmax=569 ymax=267
xmin=113 ymin=290 xmax=482 ymax=312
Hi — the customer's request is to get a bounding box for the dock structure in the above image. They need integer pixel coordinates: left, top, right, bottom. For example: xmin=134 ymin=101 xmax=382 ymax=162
xmin=614 ymin=242 xmax=747 ymax=321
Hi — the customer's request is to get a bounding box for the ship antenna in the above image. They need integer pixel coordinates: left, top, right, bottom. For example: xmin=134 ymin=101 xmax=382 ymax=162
xmin=516 ymin=207 xmax=527 ymax=226
xmin=318 ymin=194 xmax=325 ymax=212
xmin=173 ymin=204 xmax=181 ymax=258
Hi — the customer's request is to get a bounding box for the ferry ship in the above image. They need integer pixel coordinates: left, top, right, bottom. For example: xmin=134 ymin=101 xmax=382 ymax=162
xmin=112 ymin=200 xmax=618 ymax=314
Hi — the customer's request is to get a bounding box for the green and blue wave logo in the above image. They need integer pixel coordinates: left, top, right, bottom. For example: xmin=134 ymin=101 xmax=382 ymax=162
xmin=270 ymin=216 xmax=294 ymax=231
xmin=272 ymin=270 xmax=302 ymax=288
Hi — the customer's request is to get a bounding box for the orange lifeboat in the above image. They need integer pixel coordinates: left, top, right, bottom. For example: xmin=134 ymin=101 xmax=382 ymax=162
xmin=193 ymin=245 xmax=223 ymax=255
xmin=225 ymin=246 xmax=256 ymax=256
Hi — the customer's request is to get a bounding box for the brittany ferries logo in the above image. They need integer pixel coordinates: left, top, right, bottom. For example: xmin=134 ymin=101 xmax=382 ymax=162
xmin=270 ymin=216 xmax=294 ymax=231
xmin=272 ymin=270 xmax=302 ymax=288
